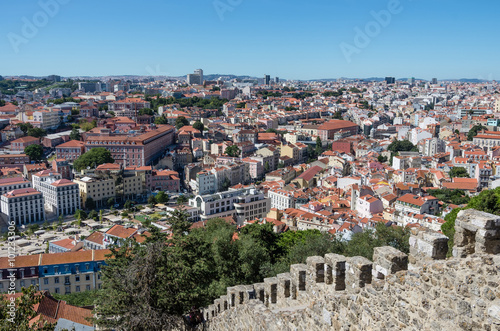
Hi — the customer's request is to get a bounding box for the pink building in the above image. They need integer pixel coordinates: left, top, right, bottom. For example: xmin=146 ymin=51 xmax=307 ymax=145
xmin=242 ymin=158 xmax=263 ymax=179
xmin=151 ymin=169 xmax=180 ymax=192
xmin=356 ymin=194 xmax=384 ymax=218
xmin=56 ymin=140 xmax=85 ymax=161
xmin=10 ymin=136 xmax=39 ymax=152
xmin=84 ymin=125 xmax=175 ymax=167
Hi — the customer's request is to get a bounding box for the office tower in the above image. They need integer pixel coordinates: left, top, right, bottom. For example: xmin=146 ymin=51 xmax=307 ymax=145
xmin=47 ymin=75 xmax=61 ymax=82
xmin=264 ymin=75 xmax=271 ymax=85
xmin=408 ymin=77 xmax=415 ymax=84
xmin=194 ymin=69 xmax=203 ymax=84
xmin=187 ymin=69 xmax=203 ymax=85
xmin=275 ymin=77 xmax=280 ymax=84
xmin=385 ymin=77 xmax=395 ymax=84
xmin=432 ymin=78 xmax=438 ymax=84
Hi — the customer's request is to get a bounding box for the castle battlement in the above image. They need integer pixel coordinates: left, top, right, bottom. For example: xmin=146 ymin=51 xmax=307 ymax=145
xmin=203 ymin=209 xmax=500 ymax=330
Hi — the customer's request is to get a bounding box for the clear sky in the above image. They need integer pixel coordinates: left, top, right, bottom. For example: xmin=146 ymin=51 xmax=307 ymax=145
xmin=0 ymin=0 xmax=498 ymax=80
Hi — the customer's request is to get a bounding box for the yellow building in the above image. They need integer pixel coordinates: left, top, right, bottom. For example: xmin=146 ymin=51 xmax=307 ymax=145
xmin=74 ymin=176 xmax=116 ymax=208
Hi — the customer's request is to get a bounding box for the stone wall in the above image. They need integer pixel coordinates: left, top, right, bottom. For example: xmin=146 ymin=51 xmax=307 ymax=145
xmin=203 ymin=209 xmax=500 ymax=330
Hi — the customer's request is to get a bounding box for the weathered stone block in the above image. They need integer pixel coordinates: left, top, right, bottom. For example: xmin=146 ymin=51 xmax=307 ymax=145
xmin=373 ymin=246 xmax=408 ymax=278
xmin=253 ymin=283 xmax=265 ymax=303
xmin=346 ymin=256 xmax=372 ymax=289
xmin=277 ymin=272 xmax=292 ymax=302
xmin=264 ymin=277 xmax=278 ymax=306
xmin=324 ymin=253 xmax=346 ymax=291
xmin=290 ymin=263 xmax=307 ymax=296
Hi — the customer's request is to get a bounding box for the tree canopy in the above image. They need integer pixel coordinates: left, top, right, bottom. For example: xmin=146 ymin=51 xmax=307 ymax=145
xmin=69 ymin=127 xmax=81 ymax=140
xmin=175 ymin=116 xmax=189 ymax=129
xmin=24 ymin=144 xmax=43 ymax=162
xmin=27 ymin=127 xmax=47 ymax=138
xmin=73 ymin=147 xmax=114 ymax=171
xmin=449 ymin=167 xmax=469 ymax=179
xmin=387 ymin=140 xmax=418 ymax=153
xmin=225 ymin=145 xmax=240 ymax=157
xmin=467 ymin=124 xmax=485 ymax=141
xmin=192 ymin=120 xmax=204 ymax=132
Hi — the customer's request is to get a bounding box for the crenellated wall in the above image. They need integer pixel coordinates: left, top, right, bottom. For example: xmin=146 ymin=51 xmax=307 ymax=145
xmin=202 ymin=209 xmax=500 ymax=330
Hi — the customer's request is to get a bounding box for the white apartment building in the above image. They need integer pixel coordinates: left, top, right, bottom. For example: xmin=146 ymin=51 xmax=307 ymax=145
xmin=191 ymin=170 xmax=217 ymax=195
xmin=32 ymin=171 xmax=80 ymax=216
xmin=268 ymin=188 xmax=296 ymax=210
xmin=0 ymin=177 xmax=32 ymax=196
xmin=189 ymin=187 xmax=269 ymax=225
xmin=33 ymin=110 xmax=60 ymax=130
xmin=1 ymin=188 xmax=45 ymax=226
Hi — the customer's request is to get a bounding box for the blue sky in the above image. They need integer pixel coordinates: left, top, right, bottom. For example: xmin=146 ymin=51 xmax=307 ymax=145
xmin=0 ymin=0 xmax=498 ymax=80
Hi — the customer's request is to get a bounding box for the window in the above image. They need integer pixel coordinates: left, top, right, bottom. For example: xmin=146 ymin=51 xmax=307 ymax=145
xmin=75 ymin=275 xmax=80 ymax=282
xmin=55 ymin=288 xmax=60 ymax=294
xmin=20 ymin=280 xmax=25 ymax=287
xmin=86 ymin=285 xmax=91 ymax=291
xmin=85 ymin=275 xmax=90 ymax=281
xmin=76 ymin=286 xmax=80 ymax=292
xmin=43 ymin=278 xmax=48 ymax=285
xmin=54 ymin=267 xmax=59 ymax=273
xmin=31 ymin=280 xmax=36 ymax=286
xmin=65 ymin=276 xmax=70 ymax=284
xmin=54 ymin=277 xmax=59 ymax=284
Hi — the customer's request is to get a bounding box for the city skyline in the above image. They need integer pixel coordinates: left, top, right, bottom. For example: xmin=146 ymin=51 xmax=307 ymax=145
xmin=1 ymin=0 xmax=499 ymax=80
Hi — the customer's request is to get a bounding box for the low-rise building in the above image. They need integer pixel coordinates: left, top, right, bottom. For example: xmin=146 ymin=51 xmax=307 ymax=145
xmin=0 ymin=188 xmax=45 ymax=226
xmin=74 ymin=176 xmax=116 ymax=209
xmin=189 ymin=187 xmax=269 ymax=225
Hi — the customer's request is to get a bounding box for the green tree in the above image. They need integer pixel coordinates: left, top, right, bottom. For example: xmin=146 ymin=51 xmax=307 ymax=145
xmin=27 ymin=127 xmax=47 ymax=138
xmin=449 ymin=167 xmax=469 ymax=178
xmin=388 ymin=140 xmax=418 ymax=153
xmin=377 ymin=155 xmax=388 ymax=163
xmin=124 ymin=200 xmax=133 ymax=210
xmin=69 ymin=127 xmax=81 ymax=140
xmin=0 ymin=286 xmax=55 ymax=330
xmin=107 ymin=197 xmax=115 ymax=208
xmin=344 ymin=223 xmax=410 ymax=260
xmin=175 ymin=116 xmax=189 ymax=129
xmin=176 ymin=195 xmax=188 ymax=205
xmin=94 ymin=241 xmax=184 ymax=330
xmin=17 ymin=122 xmax=33 ymax=134
xmin=24 ymin=144 xmax=43 ymax=162
xmin=221 ymin=177 xmax=231 ymax=191
xmin=315 ymin=136 xmax=323 ymax=156
xmin=467 ymin=124 xmax=485 ymax=141
xmin=79 ymin=120 xmax=96 ymax=132
xmin=148 ymin=195 xmax=157 ymax=206
xmin=88 ymin=210 xmax=99 ymax=221
xmin=156 ymin=191 xmax=169 ymax=204
xmin=73 ymin=147 xmax=114 ymax=171
xmin=224 ymin=145 xmax=240 ymax=157
xmin=441 ymin=208 xmax=462 ymax=257
xmin=75 ymin=209 xmax=87 ymax=221
xmin=154 ymin=115 xmax=168 ymax=125
xmin=192 ymin=120 xmax=204 ymax=132
xmin=138 ymin=108 xmax=154 ymax=116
